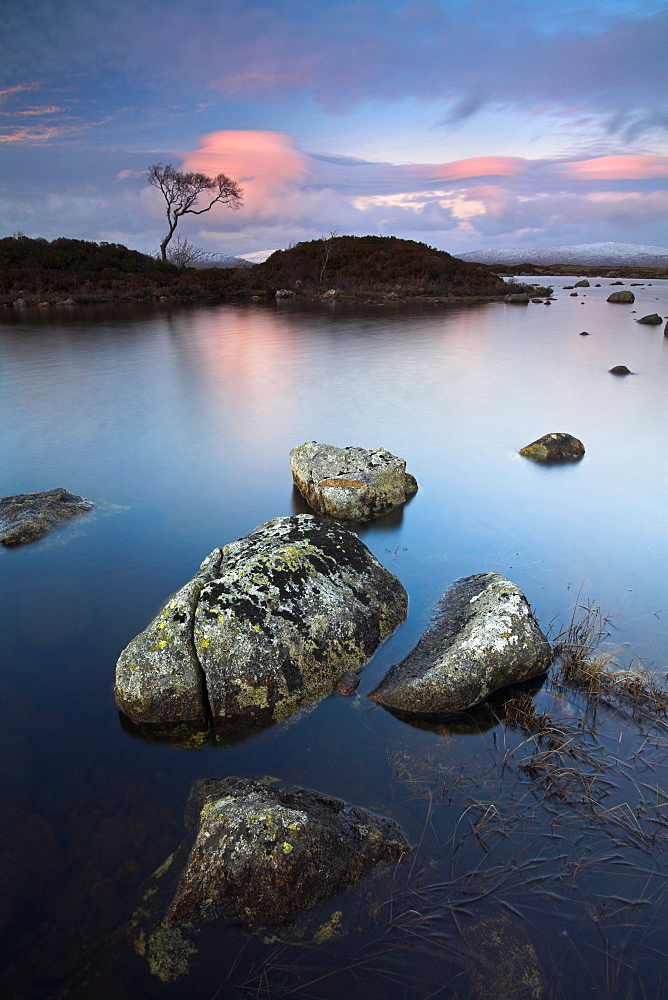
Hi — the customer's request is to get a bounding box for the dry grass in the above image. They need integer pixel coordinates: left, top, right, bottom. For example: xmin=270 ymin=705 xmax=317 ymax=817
xmin=551 ymin=596 xmax=668 ymax=716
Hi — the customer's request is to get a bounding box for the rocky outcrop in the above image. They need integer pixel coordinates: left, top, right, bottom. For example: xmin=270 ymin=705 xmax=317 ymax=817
xmin=290 ymin=442 xmax=418 ymax=522
xmin=0 ymin=488 xmax=94 ymax=546
xmin=606 ymin=290 xmax=635 ymax=303
xmin=636 ymin=313 xmax=663 ymax=325
xmin=166 ymin=776 xmax=410 ymax=926
xmin=115 ymin=515 xmax=407 ymax=732
xmin=369 ymin=573 xmax=551 ymax=715
xmin=609 ymin=365 xmax=633 ymax=375
xmin=519 ymin=433 xmax=585 ymax=462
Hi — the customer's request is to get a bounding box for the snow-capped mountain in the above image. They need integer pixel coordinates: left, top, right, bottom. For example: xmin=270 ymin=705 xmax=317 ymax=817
xmin=236 ymin=249 xmax=280 ymax=264
xmin=455 ymin=242 xmax=668 ymax=267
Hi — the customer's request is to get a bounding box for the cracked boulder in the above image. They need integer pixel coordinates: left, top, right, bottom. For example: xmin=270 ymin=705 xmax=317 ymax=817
xmin=0 ymin=488 xmax=94 ymax=546
xmin=370 ymin=572 xmax=551 ymax=715
xmin=519 ymin=432 xmax=584 ymax=462
xmin=290 ymin=442 xmax=418 ymax=522
xmin=166 ymin=776 xmax=410 ymax=926
xmin=115 ymin=514 xmax=407 ymax=733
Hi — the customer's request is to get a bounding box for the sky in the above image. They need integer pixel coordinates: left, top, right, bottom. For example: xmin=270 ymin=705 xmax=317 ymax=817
xmin=1 ymin=0 xmax=666 ymax=257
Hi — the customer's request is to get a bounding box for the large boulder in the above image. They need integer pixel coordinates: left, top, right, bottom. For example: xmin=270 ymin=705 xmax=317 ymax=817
xmin=166 ymin=776 xmax=410 ymax=926
xmin=290 ymin=442 xmax=418 ymax=522
xmin=115 ymin=515 xmax=407 ymax=732
xmin=606 ymin=290 xmax=635 ymax=303
xmin=519 ymin=432 xmax=585 ymax=462
xmin=369 ymin=573 xmax=551 ymax=715
xmin=636 ymin=313 xmax=663 ymax=325
xmin=0 ymin=488 xmax=94 ymax=546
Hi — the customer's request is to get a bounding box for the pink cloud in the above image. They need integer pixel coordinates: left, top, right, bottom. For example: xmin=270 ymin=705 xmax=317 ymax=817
xmin=215 ymin=71 xmax=314 ymax=95
xmin=182 ymin=130 xmax=309 ymax=216
xmin=561 ymin=155 xmax=668 ymax=180
xmin=405 ymin=157 xmax=526 ymax=183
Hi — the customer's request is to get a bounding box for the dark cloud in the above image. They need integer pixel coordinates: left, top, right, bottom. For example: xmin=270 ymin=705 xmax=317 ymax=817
xmin=1 ymin=1 xmax=664 ymax=140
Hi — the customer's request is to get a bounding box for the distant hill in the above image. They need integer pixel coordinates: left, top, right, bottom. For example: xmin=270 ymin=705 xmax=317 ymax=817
xmin=249 ymin=235 xmax=508 ymax=297
xmin=456 ymin=242 xmax=668 ymax=268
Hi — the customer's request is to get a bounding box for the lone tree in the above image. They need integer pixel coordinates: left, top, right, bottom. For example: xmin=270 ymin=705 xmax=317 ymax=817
xmin=147 ymin=163 xmax=242 ymax=263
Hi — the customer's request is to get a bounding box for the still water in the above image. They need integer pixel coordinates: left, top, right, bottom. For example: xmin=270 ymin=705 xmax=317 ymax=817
xmin=1 ymin=279 xmax=667 ymax=998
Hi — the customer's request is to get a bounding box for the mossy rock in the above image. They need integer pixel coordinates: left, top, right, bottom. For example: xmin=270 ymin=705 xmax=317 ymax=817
xmin=370 ymin=573 xmax=551 ymax=715
xmin=519 ymin=432 xmax=584 ymax=462
xmin=115 ymin=515 xmax=407 ymax=733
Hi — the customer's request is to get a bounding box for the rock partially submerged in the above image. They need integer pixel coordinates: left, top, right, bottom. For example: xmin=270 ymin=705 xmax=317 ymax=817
xmin=369 ymin=573 xmax=551 ymax=715
xmin=166 ymin=776 xmax=410 ymax=926
xmin=519 ymin=433 xmax=585 ymax=462
xmin=636 ymin=313 xmax=663 ymax=325
xmin=607 ymin=290 xmax=635 ymax=303
xmin=609 ymin=365 xmax=633 ymax=375
xmin=115 ymin=515 xmax=407 ymax=733
xmin=290 ymin=442 xmax=418 ymax=522
xmin=0 ymin=488 xmax=94 ymax=547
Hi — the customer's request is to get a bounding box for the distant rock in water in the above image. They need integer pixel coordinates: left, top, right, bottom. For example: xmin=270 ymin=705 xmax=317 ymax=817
xmin=0 ymin=488 xmax=94 ymax=546
xmin=579 ymin=331 xmax=590 ymax=336
xmin=607 ymin=291 xmax=635 ymax=304
xmin=369 ymin=573 xmax=551 ymax=715
xmin=165 ymin=776 xmax=409 ymax=926
xmin=290 ymin=442 xmax=418 ymax=522
xmin=609 ymin=365 xmax=633 ymax=375
xmin=115 ymin=515 xmax=407 ymax=735
xmin=636 ymin=313 xmax=663 ymax=325
xmin=519 ymin=433 xmax=585 ymax=462
xmin=574 ymin=279 xmax=590 ymax=287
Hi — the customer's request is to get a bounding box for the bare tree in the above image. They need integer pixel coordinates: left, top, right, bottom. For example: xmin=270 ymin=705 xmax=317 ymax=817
xmin=165 ymin=235 xmax=207 ymax=269
xmin=318 ymin=229 xmax=339 ymax=287
xmin=147 ymin=163 xmax=242 ymax=263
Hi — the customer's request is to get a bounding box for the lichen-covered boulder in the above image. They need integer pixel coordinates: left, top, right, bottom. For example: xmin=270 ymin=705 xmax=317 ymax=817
xmin=607 ymin=290 xmax=635 ymax=303
xmin=636 ymin=313 xmax=662 ymax=325
xmin=115 ymin=515 xmax=407 ymax=732
xmin=519 ymin=432 xmax=585 ymax=462
xmin=290 ymin=442 xmax=418 ymax=522
xmin=0 ymin=488 xmax=94 ymax=546
xmin=166 ymin=777 xmax=410 ymax=926
xmin=369 ymin=573 xmax=551 ymax=715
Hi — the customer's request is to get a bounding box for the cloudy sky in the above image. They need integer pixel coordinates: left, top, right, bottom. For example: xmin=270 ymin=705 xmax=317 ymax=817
xmin=1 ymin=0 xmax=666 ymax=257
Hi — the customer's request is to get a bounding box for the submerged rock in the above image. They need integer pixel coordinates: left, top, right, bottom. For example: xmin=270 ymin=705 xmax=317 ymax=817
xmin=369 ymin=572 xmax=551 ymax=715
xmin=609 ymin=365 xmax=633 ymax=375
xmin=636 ymin=313 xmax=663 ymax=325
xmin=606 ymin=290 xmax=635 ymax=303
xmin=466 ymin=913 xmax=545 ymax=1000
xmin=519 ymin=433 xmax=585 ymax=462
xmin=0 ymin=488 xmax=94 ymax=546
xmin=115 ymin=515 xmax=407 ymax=732
xmin=166 ymin=776 xmax=410 ymax=926
xmin=290 ymin=442 xmax=418 ymax=522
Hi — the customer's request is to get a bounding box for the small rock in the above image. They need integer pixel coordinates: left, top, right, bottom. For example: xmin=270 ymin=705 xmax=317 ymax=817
xmin=519 ymin=432 xmax=585 ymax=462
xmin=13 ymin=298 xmax=27 ymax=307
xmin=636 ymin=313 xmax=662 ymax=325
xmin=166 ymin=777 xmax=409 ymax=926
xmin=369 ymin=573 xmax=551 ymax=715
xmin=579 ymin=331 xmax=589 ymax=336
xmin=574 ymin=279 xmax=590 ymax=287
xmin=609 ymin=365 xmax=632 ymax=375
xmin=290 ymin=442 xmax=418 ymax=522
xmin=505 ymin=293 xmax=530 ymax=303
xmin=334 ymin=671 xmax=360 ymax=696
xmin=0 ymin=488 xmax=95 ymax=546
xmin=607 ymin=291 xmax=635 ymax=303
xmin=569 ymin=292 xmax=578 ymax=297
xmin=275 ymin=289 xmax=296 ymax=298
